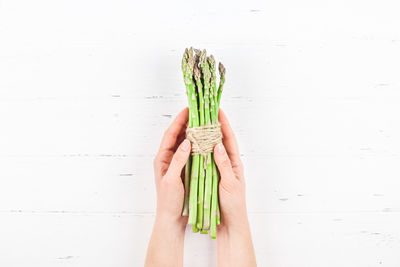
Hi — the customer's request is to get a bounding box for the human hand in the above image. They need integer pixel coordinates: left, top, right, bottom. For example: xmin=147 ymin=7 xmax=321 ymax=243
xmin=213 ymin=110 xmax=257 ymax=267
xmin=213 ymin=110 xmax=247 ymax=231
xmin=153 ymin=108 xmax=190 ymax=229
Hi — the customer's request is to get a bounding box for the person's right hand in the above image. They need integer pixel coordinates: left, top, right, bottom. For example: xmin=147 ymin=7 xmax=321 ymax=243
xmin=213 ymin=110 xmax=257 ymax=267
xmin=213 ymin=110 xmax=247 ymax=230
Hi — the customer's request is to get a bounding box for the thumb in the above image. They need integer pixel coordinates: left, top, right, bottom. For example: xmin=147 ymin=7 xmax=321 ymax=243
xmin=165 ymin=139 xmax=191 ymax=179
xmin=213 ymin=143 xmax=236 ymax=182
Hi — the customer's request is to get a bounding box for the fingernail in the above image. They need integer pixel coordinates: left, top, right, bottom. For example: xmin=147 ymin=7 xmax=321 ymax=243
xmin=216 ymin=143 xmax=225 ymax=154
xmin=181 ymin=139 xmax=190 ymax=151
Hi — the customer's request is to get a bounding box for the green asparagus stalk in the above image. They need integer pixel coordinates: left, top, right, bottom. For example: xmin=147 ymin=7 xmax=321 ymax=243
xmin=199 ymin=50 xmax=213 ymax=230
xmin=210 ymin=156 xmax=219 ymax=239
xmin=193 ymin=62 xmax=206 ymax=230
xmin=182 ymin=48 xmax=200 ymax=226
xmin=208 ymin=55 xmax=218 ymax=120
xmin=203 ymin=156 xmax=212 ymax=230
xmin=194 ymin=51 xmax=205 ymax=125
xmin=208 ymin=55 xmax=220 ymax=238
xmin=182 ymin=156 xmax=191 ymax=216
xmin=216 ymin=194 xmax=221 ymax=225
xmin=181 ymin=49 xmax=192 ymax=217
xmin=192 ymin=223 xmax=199 ymax=233
xmin=216 ymin=62 xmax=225 ymax=226
xmin=217 ymin=62 xmax=226 ymax=110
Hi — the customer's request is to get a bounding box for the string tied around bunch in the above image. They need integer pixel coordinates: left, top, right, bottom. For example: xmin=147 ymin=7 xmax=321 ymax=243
xmin=186 ymin=123 xmax=222 ymax=168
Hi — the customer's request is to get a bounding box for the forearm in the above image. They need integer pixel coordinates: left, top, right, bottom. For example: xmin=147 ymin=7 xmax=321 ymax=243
xmin=145 ymin=217 xmax=186 ymax=267
xmin=217 ymin=217 xmax=257 ymax=267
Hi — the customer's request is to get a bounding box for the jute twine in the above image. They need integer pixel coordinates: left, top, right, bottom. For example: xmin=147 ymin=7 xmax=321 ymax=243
xmin=186 ymin=123 xmax=222 ymax=167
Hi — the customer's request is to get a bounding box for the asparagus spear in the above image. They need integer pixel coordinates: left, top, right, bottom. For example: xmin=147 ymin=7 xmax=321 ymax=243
xmin=182 ymin=48 xmax=200 ymax=226
xmin=216 ymin=195 xmax=221 ymax=225
xmin=208 ymin=55 xmax=220 ymax=238
xmin=182 ymin=156 xmax=191 ymax=216
xmin=199 ymin=50 xmax=213 ymax=230
xmin=217 ymin=62 xmax=225 ymax=110
xmin=194 ymin=52 xmax=205 ymax=124
xmin=193 ymin=61 xmax=206 ymax=230
xmin=210 ymin=155 xmax=219 ymax=239
xmin=208 ymin=55 xmax=218 ymax=120
xmin=216 ymin=62 xmax=225 ymax=225
xmin=181 ymin=48 xmax=192 ymax=216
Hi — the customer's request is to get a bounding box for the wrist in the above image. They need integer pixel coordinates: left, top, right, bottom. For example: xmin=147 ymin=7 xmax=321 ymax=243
xmin=154 ymin=214 xmax=186 ymax=236
xmin=221 ymin=206 xmax=250 ymax=232
xmin=146 ymin=215 xmax=186 ymax=267
xmin=221 ymin=216 xmax=251 ymax=237
xmin=217 ymin=216 xmax=257 ymax=267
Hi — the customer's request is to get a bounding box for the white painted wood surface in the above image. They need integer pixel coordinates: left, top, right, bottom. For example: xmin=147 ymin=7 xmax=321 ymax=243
xmin=1 ymin=0 xmax=400 ymax=266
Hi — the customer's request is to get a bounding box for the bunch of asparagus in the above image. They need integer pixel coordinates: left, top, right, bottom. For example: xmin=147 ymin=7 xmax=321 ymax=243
xmin=181 ymin=47 xmax=225 ymax=239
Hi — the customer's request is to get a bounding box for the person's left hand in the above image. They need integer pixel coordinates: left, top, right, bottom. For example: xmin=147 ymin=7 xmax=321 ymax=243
xmin=153 ymin=108 xmax=190 ymax=229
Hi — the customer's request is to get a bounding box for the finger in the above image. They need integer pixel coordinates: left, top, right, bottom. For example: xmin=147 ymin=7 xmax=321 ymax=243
xmin=213 ymin=143 xmax=236 ymax=181
xmin=218 ymin=110 xmax=242 ymax=170
xmin=174 ymin=126 xmax=188 ymax=151
xmin=158 ymin=108 xmax=189 ymax=154
xmin=154 ymin=120 xmax=188 ymax=171
xmin=154 ymin=108 xmax=188 ymax=179
xmin=165 ymin=139 xmax=191 ymax=180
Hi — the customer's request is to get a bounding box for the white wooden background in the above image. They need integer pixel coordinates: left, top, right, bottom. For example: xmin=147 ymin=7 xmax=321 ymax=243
xmin=1 ymin=0 xmax=400 ymax=266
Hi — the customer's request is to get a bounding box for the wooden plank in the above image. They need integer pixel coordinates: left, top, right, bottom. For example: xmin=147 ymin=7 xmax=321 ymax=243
xmin=0 ymin=212 xmax=399 ymax=267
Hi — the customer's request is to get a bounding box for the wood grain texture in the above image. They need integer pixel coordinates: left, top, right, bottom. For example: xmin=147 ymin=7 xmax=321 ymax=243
xmin=1 ymin=0 xmax=400 ymax=266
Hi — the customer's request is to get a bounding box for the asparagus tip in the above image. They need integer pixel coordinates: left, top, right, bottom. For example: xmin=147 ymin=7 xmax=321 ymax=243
xmin=207 ymin=55 xmax=216 ymax=68
xmin=194 ymin=64 xmax=201 ymax=80
xmin=188 ymin=54 xmax=195 ymax=68
xmin=181 ymin=50 xmax=188 ymax=72
xmin=199 ymin=50 xmax=206 ymax=66
xmin=218 ymin=62 xmax=226 ymax=77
